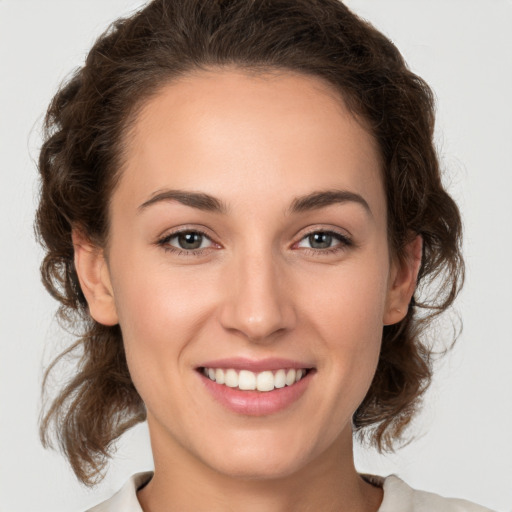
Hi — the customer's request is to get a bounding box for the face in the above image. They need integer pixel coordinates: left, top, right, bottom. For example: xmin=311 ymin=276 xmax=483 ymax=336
xmin=77 ymin=68 xmax=416 ymax=480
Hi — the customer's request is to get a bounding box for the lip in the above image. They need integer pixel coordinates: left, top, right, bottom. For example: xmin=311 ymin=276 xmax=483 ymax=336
xmin=196 ymin=358 xmax=315 ymax=416
xmin=198 ymin=357 xmax=313 ymax=372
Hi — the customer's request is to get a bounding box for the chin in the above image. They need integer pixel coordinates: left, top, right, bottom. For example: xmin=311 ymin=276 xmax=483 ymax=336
xmin=198 ymin=432 xmax=315 ymax=481
xmin=208 ymin=454 xmax=306 ymax=481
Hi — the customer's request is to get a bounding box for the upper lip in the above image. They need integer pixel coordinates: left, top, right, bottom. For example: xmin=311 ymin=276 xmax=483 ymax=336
xmin=198 ymin=357 xmax=314 ymax=372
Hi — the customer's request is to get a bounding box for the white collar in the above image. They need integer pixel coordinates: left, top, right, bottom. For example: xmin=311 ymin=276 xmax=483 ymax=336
xmin=87 ymin=471 xmax=493 ymax=512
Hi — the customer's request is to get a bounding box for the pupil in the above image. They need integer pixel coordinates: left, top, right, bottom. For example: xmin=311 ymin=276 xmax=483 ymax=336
xmin=309 ymin=232 xmax=332 ymax=249
xmin=178 ymin=232 xmax=202 ymax=249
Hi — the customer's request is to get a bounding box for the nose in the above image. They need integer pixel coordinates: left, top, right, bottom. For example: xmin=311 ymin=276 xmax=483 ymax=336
xmin=218 ymin=250 xmax=296 ymax=343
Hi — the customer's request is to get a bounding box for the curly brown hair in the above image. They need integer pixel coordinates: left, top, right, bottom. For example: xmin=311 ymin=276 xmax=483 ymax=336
xmin=36 ymin=0 xmax=464 ymax=485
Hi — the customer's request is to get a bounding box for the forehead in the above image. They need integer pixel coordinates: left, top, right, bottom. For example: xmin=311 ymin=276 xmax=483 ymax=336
xmin=116 ymin=68 xmax=384 ymax=221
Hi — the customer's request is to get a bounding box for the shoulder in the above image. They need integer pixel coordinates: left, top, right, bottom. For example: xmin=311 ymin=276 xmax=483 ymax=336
xmin=85 ymin=472 xmax=153 ymax=512
xmin=377 ymin=475 xmax=495 ymax=512
xmin=86 ymin=471 xmax=494 ymax=512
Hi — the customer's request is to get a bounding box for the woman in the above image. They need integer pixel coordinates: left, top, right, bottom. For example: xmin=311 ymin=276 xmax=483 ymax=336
xmin=35 ymin=0 xmax=492 ymax=510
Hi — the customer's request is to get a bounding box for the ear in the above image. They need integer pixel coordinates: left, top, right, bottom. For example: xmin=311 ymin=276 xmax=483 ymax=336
xmin=72 ymin=229 xmax=119 ymax=326
xmin=383 ymin=234 xmax=422 ymax=326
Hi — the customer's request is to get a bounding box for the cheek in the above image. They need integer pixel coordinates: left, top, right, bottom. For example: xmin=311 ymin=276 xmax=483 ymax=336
xmin=299 ymin=255 xmax=389 ymax=335
xmin=110 ymin=262 xmax=221 ymax=423
xmin=109 ymin=250 xmax=217 ymax=371
xmin=298 ymin=256 xmax=388 ymax=389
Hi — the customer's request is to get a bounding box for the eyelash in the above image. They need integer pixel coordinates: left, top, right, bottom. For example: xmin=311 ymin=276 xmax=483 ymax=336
xmin=296 ymin=229 xmax=353 ymax=256
xmin=157 ymin=228 xmax=215 ymax=257
xmin=156 ymin=228 xmax=353 ymax=257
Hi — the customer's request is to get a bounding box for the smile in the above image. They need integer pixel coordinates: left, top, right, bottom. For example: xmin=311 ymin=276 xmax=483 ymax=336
xmin=201 ymin=367 xmax=308 ymax=392
xmin=197 ymin=361 xmax=315 ymax=416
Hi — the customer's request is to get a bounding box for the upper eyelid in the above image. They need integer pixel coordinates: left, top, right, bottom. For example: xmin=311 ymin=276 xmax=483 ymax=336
xmin=158 ymin=226 xmax=216 ymax=242
xmin=159 ymin=226 xmax=349 ymax=237
xmin=295 ymin=226 xmax=351 ymax=241
xmin=157 ymin=226 xmax=352 ymax=250
xmin=300 ymin=229 xmax=349 ymax=240
xmin=160 ymin=219 xmax=342 ymax=251
xmin=164 ymin=230 xmax=212 ymax=241
xmin=294 ymin=230 xmax=351 ymax=248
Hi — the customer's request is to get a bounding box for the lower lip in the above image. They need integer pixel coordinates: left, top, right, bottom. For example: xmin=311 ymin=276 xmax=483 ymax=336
xmin=198 ymin=370 xmax=314 ymax=416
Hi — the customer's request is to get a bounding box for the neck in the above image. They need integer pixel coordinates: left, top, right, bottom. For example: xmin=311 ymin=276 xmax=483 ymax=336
xmin=137 ymin=420 xmax=382 ymax=512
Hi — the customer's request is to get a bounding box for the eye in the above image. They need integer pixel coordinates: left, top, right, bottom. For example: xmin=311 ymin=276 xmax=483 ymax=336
xmin=158 ymin=230 xmax=215 ymax=252
xmin=296 ymin=230 xmax=351 ymax=251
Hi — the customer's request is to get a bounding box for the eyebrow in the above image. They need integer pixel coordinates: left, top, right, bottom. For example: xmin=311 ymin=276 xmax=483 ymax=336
xmin=138 ymin=188 xmax=371 ymax=217
xmin=288 ymin=189 xmax=372 ymax=217
xmin=138 ymin=189 xmax=228 ymax=213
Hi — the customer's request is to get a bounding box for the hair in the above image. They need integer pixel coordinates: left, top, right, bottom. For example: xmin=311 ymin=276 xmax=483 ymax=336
xmin=36 ymin=0 xmax=464 ymax=485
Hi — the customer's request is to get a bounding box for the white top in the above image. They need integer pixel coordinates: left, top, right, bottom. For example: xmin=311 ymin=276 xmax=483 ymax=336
xmin=86 ymin=472 xmax=495 ymax=512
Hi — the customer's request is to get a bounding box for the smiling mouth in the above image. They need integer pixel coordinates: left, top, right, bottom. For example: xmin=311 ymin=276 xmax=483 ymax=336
xmin=199 ymin=367 xmax=312 ymax=392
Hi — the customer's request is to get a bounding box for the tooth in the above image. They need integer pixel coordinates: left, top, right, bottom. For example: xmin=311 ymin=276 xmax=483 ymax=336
xmin=274 ymin=369 xmax=286 ymax=388
xmin=238 ymin=370 xmax=256 ymax=390
xmin=215 ymin=368 xmax=225 ymax=384
xmin=285 ymin=369 xmax=296 ymax=386
xmin=256 ymin=371 xmax=274 ymax=392
xmin=204 ymin=367 xmax=308 ymax=390
xmin=225 ymin=369 xmax=239 ymax=387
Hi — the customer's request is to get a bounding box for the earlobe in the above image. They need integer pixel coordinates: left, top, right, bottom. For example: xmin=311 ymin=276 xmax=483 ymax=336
xmin=383 ymin=235 xmax=422 ymax=326
xmin=72 ymin=230 xmax=119 ymax=326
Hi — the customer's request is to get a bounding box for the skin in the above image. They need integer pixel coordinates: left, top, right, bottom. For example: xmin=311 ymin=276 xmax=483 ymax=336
xmin=74 ymin=68 xmax=421 ymax=512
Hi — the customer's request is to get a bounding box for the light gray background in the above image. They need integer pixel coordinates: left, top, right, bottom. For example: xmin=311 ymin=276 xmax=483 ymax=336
xmin=1 ymin=1 xmax=511 ymax=511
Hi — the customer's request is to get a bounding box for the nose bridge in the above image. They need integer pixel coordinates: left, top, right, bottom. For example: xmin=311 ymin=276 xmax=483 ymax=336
xmin=219 ymin=241 xmax=295 ymax=342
